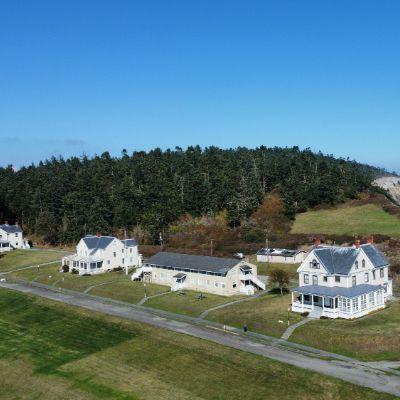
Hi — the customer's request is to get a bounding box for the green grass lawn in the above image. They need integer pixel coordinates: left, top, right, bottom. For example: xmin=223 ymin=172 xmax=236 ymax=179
xmin=290 ymin=301 xmax=400 ymax=361
xmin=144 ymin=290 xmax=245 ymax=317
xmin=207 ymin=293 xmax=304 ymax=338
xmin=0 ymin=249 xmax=69 ymax=272
xmin=90 ymin=280 xmax=169 ymax=304
xmin=248 ymin=255 xmax=300 ymax=277
xmin=0 ymin=288 xmax=395 ymax=400
xmin=291 ymin=204 xmax=400 ymax=237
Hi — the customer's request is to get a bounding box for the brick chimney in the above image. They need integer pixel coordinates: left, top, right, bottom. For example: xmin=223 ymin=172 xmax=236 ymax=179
xmin=367 ymin=235 xmax=374 ymax=244
xmin=314 ymin=237 xmax=322 ymax=247
xmin=4 ymin=220 xmax=8 ymax=225
xmin=355 ymin=239 xmax=361 ymax=249
xmin=96 ymin=232 xmax=101 ymax=237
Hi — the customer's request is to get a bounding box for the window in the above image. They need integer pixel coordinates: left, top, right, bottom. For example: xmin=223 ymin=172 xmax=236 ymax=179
xmin=339 ymin=298 xmax=350 ymax=312
xmin=364 ymin=273 xmax=369 ymax=283
xmin=221 ymin=283 xmax=225 ymax=289
xmin=380 ymin=268 xmax=384 ymax=278
xmin=233 ymin=283 xmax=237 ymax=288
xmin=312 ymin=275 xmax=318 ymax=285
xmin=107 ymin=260 xmax=110 ymax=265
xmin=335 ymin=276 xmax=340 ymax=283
xmin=372 ymin=270 xmax=376 ymax=280
xmin=369 ymin=292 xmax=375 ymax=306
xmin=304 ymin=274 xmax=309 ymax=284
xmin=310 ymin=260 xmax=320 ymax=269
xmin=362 ymin=259 xmax=366 ymax=268
xmin=206 ymin=280 xmax=210 ymax=285
xmin=214 ymin=282 xmax=219 ymax=287
xmin=352 ymin=276 xmax=356 ymax=286
xmin=113 ymin=252 xmax=116 ymax=258
xmin=360 ymin=294 xmax=367 ymax=310
xmin=355 ymin=261 xmax=359 ymax=269
xmin=130 ymin=248 xmax=132 ymax=253
xmin=122 ymin=258 xmax=124 ymax=264
xmin=352 ymin=297 xmax=359 ymax=312
xmin=323 ymin=276 xmax=328 ymax=282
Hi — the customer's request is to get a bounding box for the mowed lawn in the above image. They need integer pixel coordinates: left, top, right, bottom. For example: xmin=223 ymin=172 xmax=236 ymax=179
xmin=291 ymin=204 xmax=400 ymax=237
xmin=208 ymin=294 xmax=304 ymax=338
xmin=248 ymin=255 xmax=299 ymax=278
xmin=144 ymin=290 xmax=245 ymax=317
xmin=0 ymin=289 xmax=396 ymax=400
xmin=0 ymin=249 xmax=69 ymax=272
xmin=291 ymin=301 xmax=400 ymax=361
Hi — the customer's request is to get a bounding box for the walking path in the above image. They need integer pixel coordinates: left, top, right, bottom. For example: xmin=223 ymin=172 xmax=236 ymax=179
xmin=83 ymin=280 xmax=121 ymax=294
xmin=198 ymin=291 xmax=267 ymax=319
xmin=2 ymin=280 xmax=400 ymax=397
xmin=0 ymin=260 xmax=62 ymax=275
xmin=138 ymin=290 xmax=170 ymax=305
xmin=281 ymin=318 xmax=313 ymax=340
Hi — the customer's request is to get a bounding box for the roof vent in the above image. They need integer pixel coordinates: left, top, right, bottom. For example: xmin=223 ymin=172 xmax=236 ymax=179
xmin=355 ymin=239 xmax=361 ymax=249
xmin=96 ymin=232 xmax=101 ymax=237
xmin=314 ymin=237 xmax=321 ymax=247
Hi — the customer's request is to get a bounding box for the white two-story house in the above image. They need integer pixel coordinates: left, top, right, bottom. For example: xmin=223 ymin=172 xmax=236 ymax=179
xmin=62 ymin=234 xmax=141 ymax=275
xmin=291 ymin=239 xmax=392 ymax=319
xmin=0 ymin=222 xmax=30 ymax=252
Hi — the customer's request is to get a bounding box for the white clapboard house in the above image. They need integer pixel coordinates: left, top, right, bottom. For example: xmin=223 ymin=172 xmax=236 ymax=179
xmin=132 ymin=252 xmax=266 ymax=296
xmin=62 ymin=234 xmax=141 ymax=275
xmin=0 ymin=222 xmax=30 ymax=253
xmin=291 ymin=239 xmax=392 ymax=319
xmin=257 ymin=248 xmax=307 ymax=264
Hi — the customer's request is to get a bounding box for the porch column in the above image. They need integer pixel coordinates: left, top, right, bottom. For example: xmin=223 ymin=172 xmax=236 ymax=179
xmin=301 ymin=293 xmax=304 ymax=312
xmin=350 ymin=297 xmax=353 ymax=315
xmin=322 ymin=296 xmax=325 ymax=315
xmin=311 ymin=295 xmax=314 ymax=310
xmin=291 ymin=291 xmax=294 ymax=305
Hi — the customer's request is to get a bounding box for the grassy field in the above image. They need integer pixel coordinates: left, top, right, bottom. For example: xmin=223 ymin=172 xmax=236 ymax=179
xmin=207 ymin=293 xmax=304 ymax=338
xmin=248 ymin=255 xmax=300 ymax=277
xmin=144 ymin=290 xmax=245 ymax=317
xmin=0 ymin=288 xmax=396 ymax=400
xmin=291 ymin=204 xmax=400 ymax=237
xmin=0 ymin=249 xmax=69 ymax=272
xmin=291 ymin=301 xmax=400 ymax=361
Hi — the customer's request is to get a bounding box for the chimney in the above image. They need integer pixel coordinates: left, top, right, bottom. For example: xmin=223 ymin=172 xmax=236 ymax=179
xmin=96 ymin=232 xmax=101 ymax=237
xmin=367 ymin=235 xmax=374 ymax=244
xmin=314 ymin=237 xmax=321 ymax=247
xmin=355 ymin=239 xmax=361 ymax=249
xmin=4 ymin=221 xmax=8 ymax=225
xmin=15 ymin=221 xmax=19 ymax=226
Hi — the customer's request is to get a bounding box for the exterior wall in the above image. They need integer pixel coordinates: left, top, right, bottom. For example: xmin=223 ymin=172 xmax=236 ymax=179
xmin=147 ymin=261 xmax=259 ymax=296
xmin=257 ymin=253 xmax=306 ymax=264
xmin=0 ymin=229 xmax=27 ymax=249
xmin=0 ymin=242 xmax=11 ymax=253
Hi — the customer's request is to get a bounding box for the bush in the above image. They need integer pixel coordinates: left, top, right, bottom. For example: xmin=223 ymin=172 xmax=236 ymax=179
xmin=71 ymin=268 xmax=79 ymax=274
xmin=301 ymin=312 xmax=309 ymax=317
xmin=113 ymin=266 xmax=123 ymax=272
xmin=82 ymin=273 xmax=92 ymax=276
xmin=61 ymin=264 xmax=69 ymax=273
xmin=320 ymin=315 xmax=329 ymax=320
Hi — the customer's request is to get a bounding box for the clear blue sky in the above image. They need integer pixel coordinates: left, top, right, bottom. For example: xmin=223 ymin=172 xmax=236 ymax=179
xmin=1 ymin=1 xmax=399 ymax=171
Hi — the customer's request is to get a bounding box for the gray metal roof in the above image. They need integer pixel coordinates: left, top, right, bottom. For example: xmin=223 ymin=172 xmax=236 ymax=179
xmin=292 ymin=284 xmax=383 ymax=298
xmin=146 ymin=252 xmax=239 ymax=275
xmin=0 ymin=224 xmax=22 ymax=234
xmin=122 ymin=239 xmax=138 ymax=247
xmin=313 ymin=244 xmax=388 ymax=275
xmin=257 ymin=248 xmax=305 ymax=257
xmin=83 ymin=235 xmax=115 ymax=251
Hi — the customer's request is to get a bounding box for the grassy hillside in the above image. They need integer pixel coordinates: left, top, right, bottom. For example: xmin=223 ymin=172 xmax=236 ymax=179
xmin=291 ymin=204 xmax=400 ymax=237
xmin=0 ymin=288 xmax=396 ymax=400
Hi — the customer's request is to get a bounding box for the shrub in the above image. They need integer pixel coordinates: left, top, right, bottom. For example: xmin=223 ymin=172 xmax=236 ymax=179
xmin=113 ymin=266 xmax=123 ymax=272
xmin=61 ymin=264 xmax=69 ymax=273
xmin=320 ymin=315 xmax=329 ymax=320
xmin=71 ymin=268 xmax=79 ymax=274
xmin=301 ymin=312 xmax=309 ymax=317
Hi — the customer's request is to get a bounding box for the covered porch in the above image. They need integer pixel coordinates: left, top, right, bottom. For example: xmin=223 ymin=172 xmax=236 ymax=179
xmin=291 ymin=284 xmax=385 ymax=319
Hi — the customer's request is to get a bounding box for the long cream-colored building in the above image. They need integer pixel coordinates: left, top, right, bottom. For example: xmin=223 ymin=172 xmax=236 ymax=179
xmin=131 ymin=252 xmax=265 ymax=296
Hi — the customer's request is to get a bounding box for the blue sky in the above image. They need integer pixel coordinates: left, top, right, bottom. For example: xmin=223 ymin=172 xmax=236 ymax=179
xmin=1 ymin=1 xmax=399 ymax=171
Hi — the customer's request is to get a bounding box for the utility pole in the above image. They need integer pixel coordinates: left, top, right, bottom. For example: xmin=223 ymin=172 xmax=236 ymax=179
xmin=159 ymin=232 xmax=164 ymax=249
xmin=124 ymin=229 xmax=128 ymax=275
xmin=210 ymin=239 xmax=214 ymax=257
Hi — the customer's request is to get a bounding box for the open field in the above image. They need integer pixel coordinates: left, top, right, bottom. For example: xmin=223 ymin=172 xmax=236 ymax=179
xmin=291 ymin=301 xmax=400 ymax=361
xmin=144 ymin=290 xmax=245 ymax=317
xmin=0 ymin=249 xmax=69 ymax=272
xmin=207 ymin=293 xmax=304 ymax=338
xmin=0 ymin=288 xmax=396 ymax=400
xmin=291 ymin=204 xmax=400 ymax=237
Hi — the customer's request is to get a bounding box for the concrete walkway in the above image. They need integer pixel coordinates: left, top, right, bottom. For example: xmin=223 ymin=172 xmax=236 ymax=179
xmin=2 ymin=281 xmax=400 ymax=397
xmin=198 ymin=291 xmax=267 ymax=319
xmin=281 ymin=318 xmax=313 ymax=340
xmin=138 ymin=290 xmax=171 ymax=306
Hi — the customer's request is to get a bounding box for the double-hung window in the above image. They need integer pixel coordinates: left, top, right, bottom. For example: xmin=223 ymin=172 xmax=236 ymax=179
xmin=380 ymin=268 xmax=384 ymax=278
xmin=304 ymin=274 xmax=309 ymax=284
xmin=364 ymin=273 xmax=369 ymax=283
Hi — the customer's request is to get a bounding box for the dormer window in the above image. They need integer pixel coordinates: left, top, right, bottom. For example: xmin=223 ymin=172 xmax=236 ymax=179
xmin=362 ymin=260 xmax=366 ymax=268
xmin=310 ymin=260 xmax=320 ymax=269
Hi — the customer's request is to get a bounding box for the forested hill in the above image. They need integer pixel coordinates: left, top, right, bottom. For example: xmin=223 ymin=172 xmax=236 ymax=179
xmin=0 ymin=146 xmax=384 ymax=243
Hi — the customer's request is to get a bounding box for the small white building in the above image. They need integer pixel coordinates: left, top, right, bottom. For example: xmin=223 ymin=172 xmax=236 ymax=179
xmin=291 ymin=240 xmax=393 ymax=319
xmin=132 ymin=252 xmax=266 ymax=296
xmin=0 ymin=222 xmax=30 ymax=251
xmin=62 ymin=234 xmax=141 ymax=275
xmin=257 ymin=248 xmax=307 ymax=264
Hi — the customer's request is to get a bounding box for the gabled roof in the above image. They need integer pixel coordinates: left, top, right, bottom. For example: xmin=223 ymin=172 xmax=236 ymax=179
xmin=0 ymin=224 xmax=22 ymax=234
xmin=82 ymin=235 xmax=115 ymax=252
xmin=122 ymin=239 xmax=138 ymax=247
xmin=312 ymin=244 xmax=388 ymax=275
xmin=145 ymin=252 xmax=239 ymax=275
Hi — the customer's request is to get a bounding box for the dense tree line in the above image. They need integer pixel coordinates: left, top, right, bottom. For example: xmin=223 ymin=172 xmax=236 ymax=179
xmin=0 ymin=146 xmax=383 ymax=243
